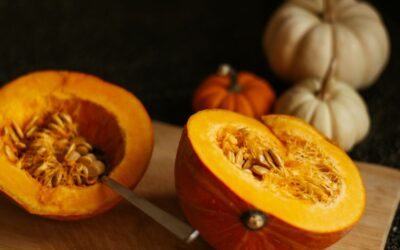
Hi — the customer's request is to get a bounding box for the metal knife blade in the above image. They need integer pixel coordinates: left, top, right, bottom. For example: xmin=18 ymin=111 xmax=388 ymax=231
xmin=102 ymin=176 xmax=199 ymax=243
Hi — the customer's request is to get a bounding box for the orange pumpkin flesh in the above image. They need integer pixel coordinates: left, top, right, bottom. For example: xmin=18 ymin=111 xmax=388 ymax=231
xmin=175 ymin=110 xmax=365 ymax=249
xmin=0 ymin=71 xmax=153 ymax=219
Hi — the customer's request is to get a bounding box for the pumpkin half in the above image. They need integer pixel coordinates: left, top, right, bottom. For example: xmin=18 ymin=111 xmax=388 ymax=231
xmin=0 ymin=71 xmax=153 ymax=219
xmin=175 ymin=110 xmax=365 ymax=249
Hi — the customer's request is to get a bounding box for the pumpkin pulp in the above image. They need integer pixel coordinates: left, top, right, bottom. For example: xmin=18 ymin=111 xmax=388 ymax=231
xmin=186 ymin=110 xmax=365 ymax=232
xmin=2 ymin=111 xmax=108 ymax=188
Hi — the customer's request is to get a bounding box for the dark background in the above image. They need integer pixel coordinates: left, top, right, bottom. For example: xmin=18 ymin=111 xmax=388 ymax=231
xmin=0 ymin=0 xmax=398 ymax=249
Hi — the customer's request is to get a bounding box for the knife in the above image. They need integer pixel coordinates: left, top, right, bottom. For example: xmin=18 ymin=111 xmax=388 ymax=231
xmin=101 ymin=176 xmax=199 ymax=243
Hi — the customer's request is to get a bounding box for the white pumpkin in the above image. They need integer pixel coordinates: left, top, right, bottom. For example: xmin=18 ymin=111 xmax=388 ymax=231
xmin=264 ymin=0 xmax=390 ymax=89
xmin=274 ymin=69 xmax=370 ymax=151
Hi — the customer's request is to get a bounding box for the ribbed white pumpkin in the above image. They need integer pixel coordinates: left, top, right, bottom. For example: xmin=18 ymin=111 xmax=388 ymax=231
xmin=274 ymin=76 xmax=370 ymax=151
xmin=264 ymin=0 xmax=390 ymax=89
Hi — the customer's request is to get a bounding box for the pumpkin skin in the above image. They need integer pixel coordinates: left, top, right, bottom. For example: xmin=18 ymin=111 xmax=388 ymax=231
xmin=175 ymin=110 xmax=365 ymax=249
xmin=274 ymin=77 xmax=370 ymax=151
xmin=263 ymin=0 xmax=390 ymax=89
xmin=0 ymin=71 xmax=153 ymax=219
xmin=193 ymin=65 xmax=276 ymax=118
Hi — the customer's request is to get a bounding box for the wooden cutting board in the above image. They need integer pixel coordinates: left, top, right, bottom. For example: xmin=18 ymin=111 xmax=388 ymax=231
xmin=0 ymin=121 xmax=399 ymax=250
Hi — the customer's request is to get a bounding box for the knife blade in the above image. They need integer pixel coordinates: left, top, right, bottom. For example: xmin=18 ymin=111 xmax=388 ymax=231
xmin=102 ymin=176 xmax=199 ymax=243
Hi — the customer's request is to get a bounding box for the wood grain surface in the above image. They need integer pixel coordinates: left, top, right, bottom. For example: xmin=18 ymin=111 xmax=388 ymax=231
xmin=0 ymin=121 xmax=399 ymax=250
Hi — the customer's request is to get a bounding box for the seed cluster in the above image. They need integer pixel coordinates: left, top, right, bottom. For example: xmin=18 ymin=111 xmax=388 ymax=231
xmin=2 ymin=113 xmax=106 ymax=188
xmin=217 ymin=126 xmax=342 ymax=204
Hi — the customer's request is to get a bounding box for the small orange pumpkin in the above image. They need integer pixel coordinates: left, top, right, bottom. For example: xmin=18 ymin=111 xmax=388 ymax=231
xmin=192 ymin=64 xmax=276 ymax=118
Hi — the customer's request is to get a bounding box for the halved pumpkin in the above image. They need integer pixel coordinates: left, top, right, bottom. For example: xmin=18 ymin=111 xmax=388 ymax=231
xmin=175 ymin=109 xmax=365 ymax=249
xmin=0 ymin=71 xmax=153 ymax=219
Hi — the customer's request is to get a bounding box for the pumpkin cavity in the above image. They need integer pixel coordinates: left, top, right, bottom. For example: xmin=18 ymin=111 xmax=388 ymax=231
xmin=1 ymin=97 xmax=125 ymax=188
xmin=217 ymin=126 xmax=342 ymax=204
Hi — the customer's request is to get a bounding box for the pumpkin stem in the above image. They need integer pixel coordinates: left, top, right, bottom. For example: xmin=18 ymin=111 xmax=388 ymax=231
xmin=240 ymin=210 xmax=268 ymax=231
xmin=323 ymin=0 xmax=335 ymax=22
xmin=218 ymin=64 xmax=242 ymax=93
xmin=318 ymin=58 xmax=336 ymax=100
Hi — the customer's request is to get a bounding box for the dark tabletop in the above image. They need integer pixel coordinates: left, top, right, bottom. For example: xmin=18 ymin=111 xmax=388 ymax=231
xmin=0 ymin=0 xmax=398 ymax=249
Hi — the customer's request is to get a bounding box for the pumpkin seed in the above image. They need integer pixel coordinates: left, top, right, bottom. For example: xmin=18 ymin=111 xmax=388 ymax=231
xmin=243 ymin=159 xmax=252 ymax=169
xmin=217 ymin=126 xmax=342 ymax=204
xmin=33 ymin=163 xmax=49 ymax=177
xmin=235 ymin=150 xmax=244 ymax=166
xmin=78 ymin=154 xmax=94 ymax=166
xmin=52 ymin=114 xmax=65 ymax=127
xmin=228 ymin=151 xmax=235 ymax=163
xmin=76 ymin=145 xmax=89 ymax=155
xmin=268 ymin=149 xmax=284 ymax=168
xmin=60 ymin=113 xmax=72 ymax=124
xmin=263 ymin=151 xmax=276 ymax=168
xmin=12 ymin=122 xmax=24 ymax=139
xmin=64 ymin=143 xmax=76 ymax=161
xmin=37 ymin=147 xmax=47 ymax=155
xmin=49 ymin=123 xmax=67 ymax=136
xmin=88 ymin=160 xmax=105 ymax=178
xmin=251 ymin=165 xmax=268 ymax=176
xmin=65 ymin=151 xmax=81 ymax=162
xmin=4 ymin=145 xmax=18 ymax=163
xmin=1 ymin=113 xmax=107 ymax=188
xmin=78 ymin=164 xmax=89 ymax=178
xmin=89 ymin=160 xmax=106 ymax=177
xmin=25 ymin=115 xmax=39 ymax=132
xmin=6 ymin=126 xmax=20 ymax=144
xmin=15 ymin=142 xmax=26 ymax=149
xmin=86 ymin=153 xmax=97 ymax=162
xmin=243 ymin=169 xmax=253 ymax=175
xmin=52 ymin=170 xmax=64 ymax=187
xmin=25 ymin=126 xmax=37 ymax=138
xmin=227 ymin=135 xmax=238 ymax=145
